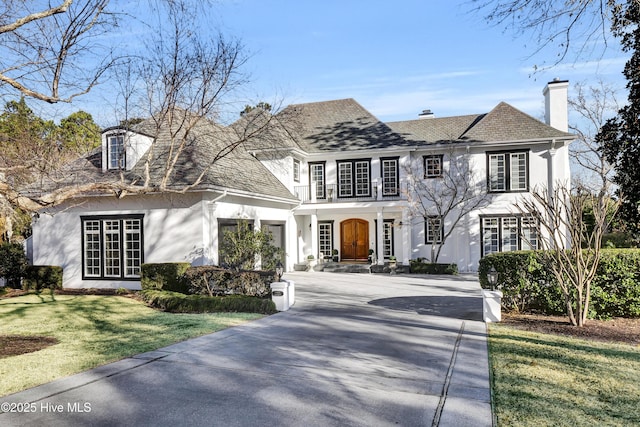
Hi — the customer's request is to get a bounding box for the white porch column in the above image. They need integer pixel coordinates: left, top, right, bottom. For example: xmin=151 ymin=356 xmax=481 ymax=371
xmin=376 ymin=208 xmax=384 ymax=264
xmin=402 ymin=208 xmax=411 ymax=264
xmin=310 ymin=213 xmax=318 ymax=259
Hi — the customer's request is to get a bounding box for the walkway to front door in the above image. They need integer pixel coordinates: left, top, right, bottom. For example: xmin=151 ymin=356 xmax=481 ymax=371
xmin=340 ymin=218 xmax=369 ymax=260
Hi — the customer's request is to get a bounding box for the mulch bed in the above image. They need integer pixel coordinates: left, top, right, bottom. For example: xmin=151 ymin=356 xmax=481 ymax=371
xmin=501 ymin=313 xmax=640 ymax=346
xmin=0 ymin=335 xmax=59 ymax=358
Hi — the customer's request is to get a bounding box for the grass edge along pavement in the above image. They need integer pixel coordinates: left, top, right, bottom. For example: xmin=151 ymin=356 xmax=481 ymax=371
xmin=0 ymin=293 xmax=262 ymax=397
xmin=488 ymin=323 xmax=640 ymax=427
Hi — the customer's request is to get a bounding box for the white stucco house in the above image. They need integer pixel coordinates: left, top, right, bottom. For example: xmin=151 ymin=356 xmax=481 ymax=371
xmin=31 ymin=80 xmax=574 ymax=289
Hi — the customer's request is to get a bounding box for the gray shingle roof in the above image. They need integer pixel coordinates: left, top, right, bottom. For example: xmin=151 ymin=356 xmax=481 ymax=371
xmin=387 ymin=102 xmax=573 ymax=144
xmin=279 ymin=98 xmax=410 ymax=151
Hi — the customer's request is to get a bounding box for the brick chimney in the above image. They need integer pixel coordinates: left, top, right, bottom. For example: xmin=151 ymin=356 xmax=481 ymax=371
xmin=543 ymin=78 xmax=569 ymax=132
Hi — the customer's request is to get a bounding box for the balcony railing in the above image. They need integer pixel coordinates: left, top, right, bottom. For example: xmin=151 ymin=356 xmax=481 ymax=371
xmin=294 ymin=182 xmax=406 ymax=204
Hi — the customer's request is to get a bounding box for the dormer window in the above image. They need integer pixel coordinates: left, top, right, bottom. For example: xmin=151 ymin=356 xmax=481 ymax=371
xmin=108 ymin=135 xmax=125 ymax=170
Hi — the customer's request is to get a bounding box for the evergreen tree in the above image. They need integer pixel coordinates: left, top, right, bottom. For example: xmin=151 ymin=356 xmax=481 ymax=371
xmin=599 ymin=2 xmax=640 ymax=238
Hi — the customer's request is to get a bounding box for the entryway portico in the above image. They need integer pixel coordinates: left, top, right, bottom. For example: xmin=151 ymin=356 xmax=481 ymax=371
xmin=293 ymin=200 xmax=411 ymax=265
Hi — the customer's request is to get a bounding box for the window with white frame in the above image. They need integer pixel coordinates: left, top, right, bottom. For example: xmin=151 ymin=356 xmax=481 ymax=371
xmin=425 ymin=216 xmax=444 ymax=244
xmin=318 ymin=222 xmax=333 ymax=258
xmin=309 ymin=162 xmax=326 ymax=199
xmin=82 ymin=215 xmax=143 ymax=280
xmin=481 ymin=216 xmax=538 ymax=256
xmin=337 ymin=159 xmax=371 ymax=198
xmin=381 ymin=157 xmax=399 ymax=196
xmin=423 ymin=155 xmax=443 ymax=178
xmin=487 ymin=151 xmax=529 ymax=192
xmin=107 ymin=135 xmax=125 ymax=170
xmin=293 ymin=159 xmax=300 ymax=183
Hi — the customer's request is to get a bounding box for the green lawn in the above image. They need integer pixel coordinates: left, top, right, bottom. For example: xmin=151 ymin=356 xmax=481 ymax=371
xmin=489 ymin=324 xmax=640 ymax=427
xmin=0 ymin=293 xmax=262 ymax=397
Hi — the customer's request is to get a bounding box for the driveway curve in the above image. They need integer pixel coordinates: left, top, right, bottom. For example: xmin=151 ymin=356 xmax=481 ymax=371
xmin=0 ymin=272 xmax=492 ymax=427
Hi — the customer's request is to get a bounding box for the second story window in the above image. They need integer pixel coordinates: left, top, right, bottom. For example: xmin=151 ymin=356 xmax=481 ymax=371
xmin=423 ymin=155 xmax=443 ymax=178
xmin=108 ymin=135 xmax=125 ymax=170
xmin=337 ymin=159 xmax=371 ymax=198
xmin=309 ymin=162 xmax=326 ymax=199
xmin=293 ymin=159 xmax=300 ymax=182
xmin=381 ymin=157 xmax=399 ymax=196
xmin=487 ymin=151 xmax=529 ymax=192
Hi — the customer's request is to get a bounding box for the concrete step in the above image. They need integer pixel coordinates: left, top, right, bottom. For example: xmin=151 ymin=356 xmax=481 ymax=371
xmin=322 ymin=263 xmax=372 ymax=273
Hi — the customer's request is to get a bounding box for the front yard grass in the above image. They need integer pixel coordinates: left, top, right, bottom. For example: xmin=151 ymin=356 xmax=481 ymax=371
xmin=0 ymin=293 xmax=262 ymax=397
xmin=489 ymin=324 xmax=640 ymax=427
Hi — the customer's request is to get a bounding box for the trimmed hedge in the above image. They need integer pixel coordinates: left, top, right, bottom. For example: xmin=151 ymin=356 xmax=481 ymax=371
xmin=22 ymin=265 xmax=63 ymax=291
xmin=478 ymin=249 xmax=640 ymax=318
xmin=141 ymin=263 xmax=191 ymax=294
xmin=409 ymin=259 xmax=458 ymax=275
xmin=0 ymin=242 xmax=28 ymax=288
xmin=140 ymin=289 xmax=277 ymax=314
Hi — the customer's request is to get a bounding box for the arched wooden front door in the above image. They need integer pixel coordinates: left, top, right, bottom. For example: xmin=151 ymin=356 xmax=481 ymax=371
xmin=340 ymin=219 xmax=369 ymax=261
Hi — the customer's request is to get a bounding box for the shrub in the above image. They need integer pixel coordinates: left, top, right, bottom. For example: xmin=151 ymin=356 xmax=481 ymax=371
xmin=409 ymin=259 xmax=458 ymax=275
xmin=219 ymin=220 xmax=284 ymax=271
xmin=479 ymin=251 xmax=566 ymax=314
xmin=140 ymin=290 xmax=277 ymax=314
xmin=478 ymin=249 xmax=640 ymax=318
xmin=590 ymin=249 xmax=640 ymax=318
xmin=22 ymin=265 xmax=63 ymax=291
xmin=0 ymin=242 xmax=28 ymax=288
xmin=183 ymin=266 xmax=275 ymax=297
xmin=140 ymin=263 xmax=191 ymax=294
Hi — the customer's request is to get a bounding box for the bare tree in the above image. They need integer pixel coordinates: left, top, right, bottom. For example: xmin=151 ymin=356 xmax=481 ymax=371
xmin=471 ymin=0 xmax=615 ymax=66
xmin=405 ymin=148 xmax=491 ymax=263
xmin=0 ymin=0 xmax=294 ymax=213
xmin=516 ymin=182 xmax=619 ymax=326
xmin=0 ymin=0 xmax=119 ymax=104
xmin=569 ymin=80 xmax=619 ymax=191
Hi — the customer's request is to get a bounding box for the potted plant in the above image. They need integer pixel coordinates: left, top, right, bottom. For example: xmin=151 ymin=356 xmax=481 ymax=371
xmin=332 ymin=249 xmax=339 ymax=262
xmin=306 ymin=254 xmax=317 ymax=271
xmin=388 ymin=255 xmax=397 ymax=268
xmin=368 ymin=249 xmax=375 ymax=264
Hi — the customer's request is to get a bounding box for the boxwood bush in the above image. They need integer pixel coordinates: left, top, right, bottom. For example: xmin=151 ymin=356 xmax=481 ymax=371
xmin=478 ymin=249 xmax=640 ymax=318
xmin=0 ymin=242 xmax=28 ymax=288
xmin=140 ymin=289 xmax=277 ymax=314
xmin=409 ymin=258 xmax=458 ymax=275
xmin=22 ymin=265 xmax=63 ymax=291
xmin=140 ymin=262 xmax=191 ymax=294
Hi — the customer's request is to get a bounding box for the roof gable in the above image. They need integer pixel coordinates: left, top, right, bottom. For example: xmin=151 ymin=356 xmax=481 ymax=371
xmin=460 ymin=102 xmax=573 ymax=142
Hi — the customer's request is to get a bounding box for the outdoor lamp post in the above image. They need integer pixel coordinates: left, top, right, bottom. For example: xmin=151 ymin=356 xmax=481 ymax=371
xmin=487 ymin=266 xmax=498 ymax=291
xmin=275 ymin=261 xmax=284 ymax=282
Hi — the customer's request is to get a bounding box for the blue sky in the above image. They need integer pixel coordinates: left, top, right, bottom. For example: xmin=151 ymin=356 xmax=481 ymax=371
xmin=39 ymin=0 xmax=628 ymax=127
xmin=207 ymin=0 xmax=628 ymax=124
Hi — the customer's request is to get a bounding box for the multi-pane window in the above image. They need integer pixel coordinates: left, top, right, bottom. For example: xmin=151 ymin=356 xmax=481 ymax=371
xmin=381 ymin=157 xmax=399 ymax=196
xmin=382 ymin=221 xmax=394 ymax=258
xmin=309 ymin=162 xmax=326 ymax=199
xmin=423 ymin=155 xmax=443 ymax=178
xmin=481 ymin=216 xmax=538 ymax=256
xmin=487 ymin=151 xmax=529 ymax=192
xmin=318 ymin=222 xmax=333 ymax=259
xmin=82 ymin=215 xmax=144 ymax=280
xmin=108 ymin=135 xmax=125 ymax=170
xmin=337 ymin=159 xmax=371 ymax=198
xmin=425 ymin=216 xmax=444 ymax=244
xmin=293 ymin=159 xmax=300 ymax=183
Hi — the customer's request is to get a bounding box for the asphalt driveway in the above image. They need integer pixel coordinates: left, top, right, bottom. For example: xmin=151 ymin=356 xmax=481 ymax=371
xmin=0 ymin=272 xmax=492 ymax=427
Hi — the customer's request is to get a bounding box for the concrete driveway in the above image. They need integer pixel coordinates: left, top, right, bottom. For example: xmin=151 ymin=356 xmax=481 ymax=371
xmin=0 ymin=272 xmax=492 ymax=427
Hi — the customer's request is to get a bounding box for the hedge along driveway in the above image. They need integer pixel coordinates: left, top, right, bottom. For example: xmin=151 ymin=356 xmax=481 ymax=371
xmin=0 ymin=293 xmax=262 ymax=397
xmin=478 ymin=249 xmax=640 ymax=318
